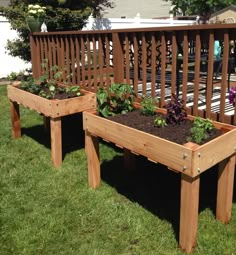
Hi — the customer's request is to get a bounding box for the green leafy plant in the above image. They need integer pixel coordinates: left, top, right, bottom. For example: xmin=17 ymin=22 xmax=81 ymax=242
xmin=7 ymin=71 xmax=18 ymax=81
xmin=97 ymin=83 xmax=136 ymax=117
xmin=19 ymin=60 xmax=80 ymax=100
xmin=140 ymin=95 xmax=158 ymax=116
xmin=154 ymin=116 xmax=167 ymax=127
xmin=66 ymin=85 xmax=81 ymax=97
xmin=189 ymin=117 xmax=215 ymax=144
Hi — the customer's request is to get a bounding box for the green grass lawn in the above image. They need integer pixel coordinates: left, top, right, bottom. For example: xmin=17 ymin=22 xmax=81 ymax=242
xmin=1 ymin=85 xmax=236 ymax=255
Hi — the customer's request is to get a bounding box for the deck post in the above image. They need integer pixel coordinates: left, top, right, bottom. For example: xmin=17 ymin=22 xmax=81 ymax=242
xmin=179 ymin=174 xmax=200 ymax=253
xmin=216 ymin=155 xmax=235 ymax=223
xmin=50 ymin=117 xmax=62 ymax=168
xmin=10 ymin=100 xmax=21 ymax=139
xmin=85 ymin=130 xmax=100 ymax=188
xmin=112 ymin=32 xmax=124 ymax=83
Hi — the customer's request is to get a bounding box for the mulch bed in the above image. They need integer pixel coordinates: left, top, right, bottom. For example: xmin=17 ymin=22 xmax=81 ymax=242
xmin=108 ymin=110 xmax=222 ymax=145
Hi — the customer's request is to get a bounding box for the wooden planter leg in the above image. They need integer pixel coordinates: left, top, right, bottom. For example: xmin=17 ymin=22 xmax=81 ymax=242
xmin=124 ymin=148 xmax=136 ymax=171
xmin=179 ymin=174 xmax=200 ymax=253
xmin=216 ymin=155 xmax=235 ymax=224
xmin=85 ymin=130 xmax=100 ymax=188
xmin=50 ymin=117 xmax=62 ymax=168
xmin=10 ymin=100 xmax=21 ymax=139
xmin=43 ymin=116 xmax=50 ymax=134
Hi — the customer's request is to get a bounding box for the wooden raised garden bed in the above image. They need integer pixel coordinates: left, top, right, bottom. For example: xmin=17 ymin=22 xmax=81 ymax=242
xmin=83 ymin=106 xmax=236 ymax=253
xmin=8 ymin=82 xmax=96 ymax=167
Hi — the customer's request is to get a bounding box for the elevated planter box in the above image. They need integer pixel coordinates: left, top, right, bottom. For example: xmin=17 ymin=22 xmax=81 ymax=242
xmin=8 ymin=82 xmax=96 ymax=167
xmin=83 ymin=106 xmax=236 ymax=253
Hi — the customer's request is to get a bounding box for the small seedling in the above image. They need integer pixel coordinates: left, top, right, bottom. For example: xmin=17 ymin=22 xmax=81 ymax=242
xmin=140 ymin=95 xmax=158 ymax=116
xmin=154 ymin=116 xmax=167 ymax=127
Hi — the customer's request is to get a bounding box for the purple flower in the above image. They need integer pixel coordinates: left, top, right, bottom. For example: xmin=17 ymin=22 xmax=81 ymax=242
xmin=229 ymin=88 xmax=236 ymax=105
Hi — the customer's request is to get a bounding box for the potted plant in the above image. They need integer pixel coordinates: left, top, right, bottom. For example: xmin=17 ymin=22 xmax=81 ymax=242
xmin=26 ymin=4 xmax=46 ymax=32
xmin=7 ymin=61 xmax=96 ymax=167
xmin=83 ymin=90 xmax=236 ymax=253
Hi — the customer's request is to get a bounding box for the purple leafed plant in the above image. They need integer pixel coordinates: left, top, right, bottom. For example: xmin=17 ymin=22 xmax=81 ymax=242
xmin=228 ymin=87 xmax=236 ymax=105
xmin=165 ymin=94 xmax=187 ymax=124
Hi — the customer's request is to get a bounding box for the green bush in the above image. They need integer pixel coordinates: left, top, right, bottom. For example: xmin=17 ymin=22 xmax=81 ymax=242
xmin=0 ymin=0 xmax=113 ymax=62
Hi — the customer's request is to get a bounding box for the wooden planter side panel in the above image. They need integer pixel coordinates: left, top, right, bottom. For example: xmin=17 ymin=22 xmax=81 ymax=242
xmin=83 ymin=112 xmax=194 ymax=176
xmin=50 ymin=90 xmax=96 ymax=118
xmin=8 ymin=85 xmax=52 ymax=116
xmin=7 ymin=85 xmax=96 ymax=118
xmin=192 ymin=128 xmax=236 ymax=175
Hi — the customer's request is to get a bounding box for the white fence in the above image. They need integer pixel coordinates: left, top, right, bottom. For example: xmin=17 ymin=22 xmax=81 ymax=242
xmin=83 ymin=15 xmax=196 ymax=30
xmin=0 ymin=16 xmax=31 ymax=78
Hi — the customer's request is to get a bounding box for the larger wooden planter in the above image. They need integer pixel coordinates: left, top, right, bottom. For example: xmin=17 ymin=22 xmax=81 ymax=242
xmin=83 ymin=108 xmax=236 ymax=253
xmin=8 ymin=83 xmax=96 ymax=167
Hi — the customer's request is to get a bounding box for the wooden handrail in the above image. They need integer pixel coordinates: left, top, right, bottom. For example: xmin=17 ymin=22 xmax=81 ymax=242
xmin=30 ymin=24 xmax=236 ymax=125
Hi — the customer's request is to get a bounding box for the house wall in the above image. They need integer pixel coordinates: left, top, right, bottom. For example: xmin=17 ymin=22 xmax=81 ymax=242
xmin=0 ymin=16 xmax=31 ymax=78
xmin=210 ymin=10 xmax=236 ymax=23
xmin=101 ymin=0 xmax=172 ymax=18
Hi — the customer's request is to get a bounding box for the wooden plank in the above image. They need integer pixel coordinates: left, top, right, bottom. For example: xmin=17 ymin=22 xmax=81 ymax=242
xmin=10 ymin=100 xmax=21 ymax=139
xmin=219 ymin=32 xmax=229 ymax=123
xmin=83 ymin=111 xmax=193 ymax=175
xmin=50 ymin=117 xmax=62 ymax=168
xmin=85 ymin=130 xmax=100 ymax=188
xmin=70 ymin=35 xmax=76 ymax=84
xmin=193 ymin=32 xmax=201 ymax=116
xmin=192 ymin=128 xmax=236 ymax=175
xmin=112 ymin=32 xmax=124 ymax=84
xmin=105 ymin=34 xmax=111 ymax=86
xmin=7 ymin=85 xmax=96 ymax=118
xmin=151 ymin=32 xmax=157 ymax=99
xmin=181 ymin=31 xmax=189 ymax=106
xmin=141 ymin=32 xmax=147 ymax=95
xmin=205 ymin=32 xmax=214 ymax=118
xmin=7 ymin=85 xmax=52 ymax=116
xmin=179 ymin=174 xmax=200 ymax=253
xmin=160 ymin=33 xmax=166 ymax=107
xmin=133 ymin=33 xmax=139 ymax=95
xmin=171 ymin=33 xmax=177 ymax=95
xmin=216 ymin=155 xmax=235 ymax=223
xmin=50 ymin=90 xmax=96 ymax=117
xmin=75 ymin=36 xmax=81 ymax=85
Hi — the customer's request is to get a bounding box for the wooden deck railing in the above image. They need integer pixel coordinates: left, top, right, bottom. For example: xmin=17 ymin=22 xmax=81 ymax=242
xmin=30 ymin=24 xmax=236 ymax=125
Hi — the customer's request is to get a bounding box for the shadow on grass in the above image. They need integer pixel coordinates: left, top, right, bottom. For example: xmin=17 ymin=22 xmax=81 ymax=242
xmin=21 ymin=113 xmax=85 ymax=159
xmin=101 ymin=152 xmax=236 ymax=241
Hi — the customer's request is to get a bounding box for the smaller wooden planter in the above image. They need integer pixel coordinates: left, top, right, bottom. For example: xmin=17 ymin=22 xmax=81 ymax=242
xmin=83 ymin=107 xmax=236 ymax=253
xmin=8 ymin=83 xmax=96 ymax=167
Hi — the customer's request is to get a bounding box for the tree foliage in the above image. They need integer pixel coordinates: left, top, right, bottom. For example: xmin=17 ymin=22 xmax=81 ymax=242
xmin=0 ymin=0 xmax=113 ymax=62
xmin=164 ymin=0 xmax=236 ymax=17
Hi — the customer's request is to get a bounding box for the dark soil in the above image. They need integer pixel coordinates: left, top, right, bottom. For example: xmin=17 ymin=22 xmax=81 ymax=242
xmin=108 ymin=110 xmax=222 ymax=145
xmin=38 ymin=87 xmax=80 ymax=100
xmin=18 ymin=84 xmax=81 ymax=100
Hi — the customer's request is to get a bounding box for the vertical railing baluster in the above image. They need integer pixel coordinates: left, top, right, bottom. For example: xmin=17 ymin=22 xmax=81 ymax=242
xmin=70 ymin=35 xmax=76 ymax=84
xmin=151 ymin=32 xmax=157 ymax=100
xmin=206 ymin=31 xmax=215 ymax=118
xmin=181 ymin=31 xmax=189 ymax=111
xmin=160 ymin=32 xmax=166 ymax=107
xmin=193 ymin=32 xmax=201 ymax=116
xmin=141 ymin=32 xmax=147 ymax=95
